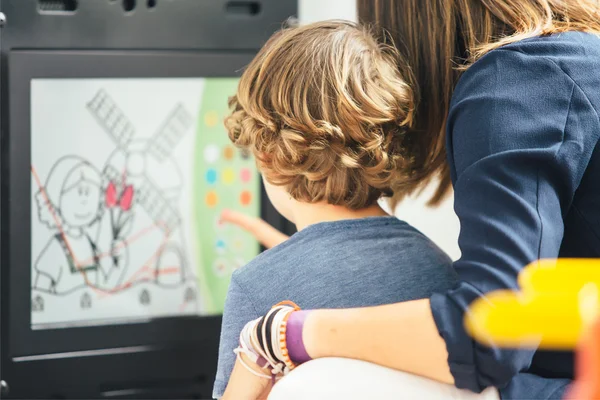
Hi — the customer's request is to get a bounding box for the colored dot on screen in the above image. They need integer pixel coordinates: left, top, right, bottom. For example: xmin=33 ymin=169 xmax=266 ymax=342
xmin=234 ymin=258 xmax=246 ymax=269
xmin=214 ymin=259 xmax=228 ymax=276
xmin=240 ymin=149 xmax=251 ymax=160
xmin=216 ymin=239 xmax=226 ymax=254
xmin=240 ymin=191 xmax=252 ymax=206
xmin=240 ymin=168 xmax=252 ymax=183
xmin=204 ymin=111 xmax=219 ymax=127
xmin=204 ymin=144 xmax=219 ymax=164
xmin=223 ymin=146 xmax=235 ymax=160
xmin=223 ymin=168 xmax=235 ymax=184
xmin=233 ymin=239 xmax=244 ymax=250
xmin=206 ymin=169 xmax=217 ymax=184
xmin=206 ymin=191 xmax=218 ymax=207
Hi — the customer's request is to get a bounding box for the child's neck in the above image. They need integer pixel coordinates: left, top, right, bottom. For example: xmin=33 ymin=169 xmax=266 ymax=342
xmin=292 ymin=202 xmax=389 ymax=231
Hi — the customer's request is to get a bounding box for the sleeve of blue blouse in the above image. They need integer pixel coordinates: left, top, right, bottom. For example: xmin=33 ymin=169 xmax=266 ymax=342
xmin=429 ymin=47 xmax=598 ymax=392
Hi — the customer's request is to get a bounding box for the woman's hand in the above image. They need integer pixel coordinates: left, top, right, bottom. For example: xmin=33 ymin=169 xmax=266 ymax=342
xmin=222 ymin=354 xmax=274 ymax=400
xmin=220 ymin=209 xmax=289 ymax=249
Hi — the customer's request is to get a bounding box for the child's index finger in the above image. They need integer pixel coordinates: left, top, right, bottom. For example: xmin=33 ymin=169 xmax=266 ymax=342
xmin=220 ymin=209 xmax=254 ymax=230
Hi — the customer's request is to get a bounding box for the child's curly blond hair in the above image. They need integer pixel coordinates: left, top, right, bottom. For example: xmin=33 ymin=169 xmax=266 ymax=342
xmin=225 ymin=20 xmax=416 ymax=210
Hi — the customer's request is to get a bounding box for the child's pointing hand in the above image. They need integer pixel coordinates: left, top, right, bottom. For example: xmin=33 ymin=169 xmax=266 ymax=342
xmin=220 ymin=209 xmax=289 ymax=249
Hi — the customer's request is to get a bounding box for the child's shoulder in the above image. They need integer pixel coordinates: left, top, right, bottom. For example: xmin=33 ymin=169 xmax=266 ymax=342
xmin=230 ymin=235 xmax=298 ymax=287
xmin=230 ymin=216 xmax=456 ymax=311
xmin=231 ymin=216 xmax=450 ymax=286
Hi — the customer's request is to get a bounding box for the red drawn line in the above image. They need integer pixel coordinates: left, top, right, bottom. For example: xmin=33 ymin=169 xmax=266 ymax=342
xmin=156 ymin=267 xmax=180 ymax=275
xmin=97 ymin=266 xmax=181 ymax=299
xmin=31 ymin=165 xmax=102 ymax=293
xmin=32 ymin=165 xmax=175 ymax=298
xmin=97 ymin=232 xmax=174 ymax=299
xmin=32 ymin=166 xmax=81 ymax=266
xmin=124 ymin=266 xmax=151 ymax=285
xmin=95 ymin=223 xmax=171 ymax=297
xmin=178 ymin=301 xmax=189 ymax=312
xmin=79 ymin=222 xmax=161 ymax=265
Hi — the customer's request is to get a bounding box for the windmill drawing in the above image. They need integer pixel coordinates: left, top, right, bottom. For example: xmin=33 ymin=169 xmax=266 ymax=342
xmin=86 ymin=89 xmax=194 ymax=286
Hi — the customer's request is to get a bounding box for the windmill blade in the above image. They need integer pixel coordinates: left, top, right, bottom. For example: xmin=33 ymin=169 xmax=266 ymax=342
xmin=104 ymin=163 xmax=181 ymax=233
xmin=87 ymin=89 xmax=135 ymax=151
xmin=147 ymin=104 xmax=193 ymax=162
xmin=135 ymin=176 xmax=182 ymax=233
xmin=103 ymin=162 xmax=125 ymax=194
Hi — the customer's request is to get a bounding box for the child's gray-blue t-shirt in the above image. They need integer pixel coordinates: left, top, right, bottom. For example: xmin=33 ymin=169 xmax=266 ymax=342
xmin=213 ymin=216 xmax=457 ymax=398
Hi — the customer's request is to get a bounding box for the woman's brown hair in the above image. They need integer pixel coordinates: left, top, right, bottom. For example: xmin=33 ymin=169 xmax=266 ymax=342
xmin=358 ymin=0 xmax=600 ymax=204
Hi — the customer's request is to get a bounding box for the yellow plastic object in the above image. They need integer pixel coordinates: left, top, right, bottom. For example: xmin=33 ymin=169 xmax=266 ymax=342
xmin=519 ymin=259 xmax=600 ymax=293
xmin=465 ymin=259 xmax=600 ymax=350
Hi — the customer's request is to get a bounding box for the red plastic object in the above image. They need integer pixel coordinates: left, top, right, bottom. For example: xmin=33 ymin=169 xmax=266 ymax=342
xmin=565 ymin=317 xmax=600 ymax=400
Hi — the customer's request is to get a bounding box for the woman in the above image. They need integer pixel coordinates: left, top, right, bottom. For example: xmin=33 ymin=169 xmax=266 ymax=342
xmin=220 ymin=0 xmax=600 ymax=398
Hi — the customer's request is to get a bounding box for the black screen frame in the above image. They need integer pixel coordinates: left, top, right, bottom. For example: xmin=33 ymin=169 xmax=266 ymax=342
xmin=0 ymin=1 xmax=298 ymax=397
xmin=5 ymin=50 xmax=291 ymax=366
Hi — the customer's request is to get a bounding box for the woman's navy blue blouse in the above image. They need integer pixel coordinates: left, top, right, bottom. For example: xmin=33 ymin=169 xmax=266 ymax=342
xmin=430 ymin=32 xmax=600 ymax=399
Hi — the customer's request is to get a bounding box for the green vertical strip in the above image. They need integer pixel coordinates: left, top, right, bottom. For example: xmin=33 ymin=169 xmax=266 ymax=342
xmin=193 ymin=78 xmax=261 ymax=314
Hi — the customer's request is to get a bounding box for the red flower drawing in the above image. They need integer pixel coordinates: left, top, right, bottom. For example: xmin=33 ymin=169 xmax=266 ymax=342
xmin=119 ymin=185 xmax=134 ymax=211
xmin=105 ymin=181 xmax=135 ymax=264
xmin=105 ymin=182 xmax=118 ymax=208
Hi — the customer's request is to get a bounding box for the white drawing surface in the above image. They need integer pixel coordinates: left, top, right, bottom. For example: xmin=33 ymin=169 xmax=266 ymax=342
xmin=31 ymin=79 xmax=205 ymax=328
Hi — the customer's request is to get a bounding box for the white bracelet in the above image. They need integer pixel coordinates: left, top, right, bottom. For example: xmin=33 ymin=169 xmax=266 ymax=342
xmin=234 ymin=351 xmax=272 ymax=380
xmin=234 ymin=304 xmax=298 ymax=379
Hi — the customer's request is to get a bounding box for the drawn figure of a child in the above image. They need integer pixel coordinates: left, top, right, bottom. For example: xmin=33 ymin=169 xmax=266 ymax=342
xmin=33 ymin=156 xmax=128 ymax=295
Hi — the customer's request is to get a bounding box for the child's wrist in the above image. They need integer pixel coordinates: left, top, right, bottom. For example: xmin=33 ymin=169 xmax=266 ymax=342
xmin=285 ymin=310 xmax=313 ymax=364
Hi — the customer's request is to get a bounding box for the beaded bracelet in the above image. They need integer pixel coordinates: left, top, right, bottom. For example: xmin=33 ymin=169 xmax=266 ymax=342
xmin=234 ymin=301 xmax=301 ymax=380
xmin=279 ymin=307 xmax=296 ymax=371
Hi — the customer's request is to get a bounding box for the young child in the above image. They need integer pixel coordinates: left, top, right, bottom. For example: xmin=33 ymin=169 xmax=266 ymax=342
xmin=213 ymin=20 xmax=457 ymax=399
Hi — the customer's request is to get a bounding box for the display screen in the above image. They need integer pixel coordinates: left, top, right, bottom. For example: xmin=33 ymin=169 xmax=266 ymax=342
xmin=30 ymin=78 xmax=260 ymax=329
